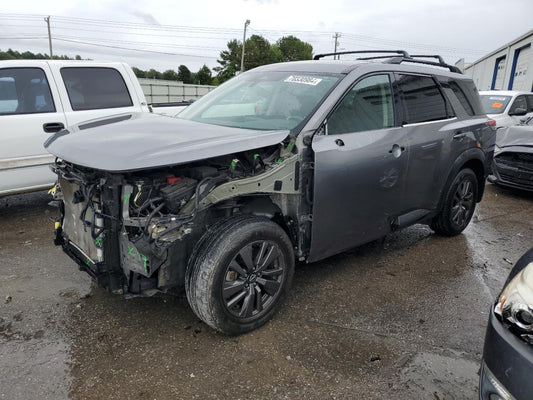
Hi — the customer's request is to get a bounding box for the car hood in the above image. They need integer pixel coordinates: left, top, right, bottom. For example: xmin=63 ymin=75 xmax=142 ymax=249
xmin=45 ymin=113 xmax=290 ymax=172
xmin=496 ymin=125 xmax=533 ymax=149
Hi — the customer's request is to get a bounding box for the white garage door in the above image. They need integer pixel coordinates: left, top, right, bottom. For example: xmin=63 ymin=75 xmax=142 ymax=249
xmin=494 ymin=57 xmax=506 ymax=90
xmin=512 ymin=45 xmax=531 ymax=91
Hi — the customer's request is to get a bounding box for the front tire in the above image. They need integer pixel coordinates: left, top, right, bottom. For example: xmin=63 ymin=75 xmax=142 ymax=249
xmin=185 ymin=215 xmax=294 ymax=335
xmin=430 ymin=168 xmax=478 ymax=236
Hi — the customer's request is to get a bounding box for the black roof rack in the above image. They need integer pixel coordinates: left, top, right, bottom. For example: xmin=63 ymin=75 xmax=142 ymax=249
xmin=313 ymin=50 xmax=462 ymax=74
xmin=410 ymin=54 xmax=446 ymax=64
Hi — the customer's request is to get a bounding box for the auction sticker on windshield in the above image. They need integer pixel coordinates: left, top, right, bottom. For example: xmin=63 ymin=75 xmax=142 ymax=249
xmin=284 ymin=75 xmax=323 ymax=86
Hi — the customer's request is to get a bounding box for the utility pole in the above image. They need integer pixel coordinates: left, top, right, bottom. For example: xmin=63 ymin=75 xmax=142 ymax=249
xmin=240 ymin=19 xmax=250 ymax=73
xmin=332 ymin=32 xmax=341 ymax=60
xmin=44 ymin=16 xmax=53 ymax=59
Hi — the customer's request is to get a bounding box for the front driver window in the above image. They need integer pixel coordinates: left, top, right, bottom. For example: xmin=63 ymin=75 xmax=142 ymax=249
xmin=327 ymin=74 xmax=394 ymax=135
xmin=509 ymin=95 xmax=527 ymax=114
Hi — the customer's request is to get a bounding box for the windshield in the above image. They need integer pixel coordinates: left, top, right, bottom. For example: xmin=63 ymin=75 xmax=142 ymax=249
xmin=480 ymin=95 xmax=512 ymax=115
xmin=177 ymin=70 xmax=341 ymax=131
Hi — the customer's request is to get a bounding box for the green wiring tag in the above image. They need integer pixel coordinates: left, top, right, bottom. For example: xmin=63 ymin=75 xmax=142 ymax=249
xmin=286 ymin=139 xmax=296 ymax=152
xmin=140 ymin=254 xmax=148 ymax=274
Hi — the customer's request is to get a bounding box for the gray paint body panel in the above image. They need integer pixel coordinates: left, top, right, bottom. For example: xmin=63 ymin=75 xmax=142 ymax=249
xmin=45 ymin=112 xmax=289 ymax=171
xmin=310 ymin=127 xmax=409 ymax=261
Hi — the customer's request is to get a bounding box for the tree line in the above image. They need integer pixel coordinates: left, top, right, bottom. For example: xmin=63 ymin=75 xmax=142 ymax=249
xmin=0 ymin=34 xmax=313 ymax=86
xmin=0 ymin=48 xmax=82 ymax=61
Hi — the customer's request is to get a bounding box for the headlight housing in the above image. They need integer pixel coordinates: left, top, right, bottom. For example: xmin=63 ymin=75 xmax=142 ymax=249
xmin=495 ymin=262 xmax=533 ymax=341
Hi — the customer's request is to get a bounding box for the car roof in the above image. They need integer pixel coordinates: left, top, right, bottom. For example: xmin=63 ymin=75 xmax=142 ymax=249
xmin=251 ymin=59 xmax=466 ymax=78
xmin=479 ymin=90 xmax=532 ymax=96
xmin=0 ymin=59 xmax=128 ymax=68
xmin=254 ymin=60 xmax=367 ymax=74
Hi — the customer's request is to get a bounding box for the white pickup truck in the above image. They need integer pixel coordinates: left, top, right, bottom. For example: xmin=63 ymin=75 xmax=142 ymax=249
xmin=0 ymin=60 xmax=185 ymax=196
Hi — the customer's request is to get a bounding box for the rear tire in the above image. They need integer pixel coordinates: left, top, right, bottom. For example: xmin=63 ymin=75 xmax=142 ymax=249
xmin=430 ymin=168 xmax=478 ymax=236
xmin=185 ymin=215 xmax=294 ymax=335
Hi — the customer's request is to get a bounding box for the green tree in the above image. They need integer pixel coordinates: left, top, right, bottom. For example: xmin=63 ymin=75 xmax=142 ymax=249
xmin=162 ymin=69 xmax=179 ymax=81
xmin=214 ymin=39 xmax=241 ymax=84
xmin=276 ymin=36 xmax=313 ymax=62
xmin=177 ymin=65 xmax=193 ymax=84
xmin=214 ymin=35 xmax=281 ymax=84
xmin=244 ymin=35 xmax=279 ymax=69
xmin=195 ymin=64 xmax=212 ymax=85
xmin=146 ymin=69 xmax=163 ymax=79
xmin=132 ymin=67 xmax=146 ymax=78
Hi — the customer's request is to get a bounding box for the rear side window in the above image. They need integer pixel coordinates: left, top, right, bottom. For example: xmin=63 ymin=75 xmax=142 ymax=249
xmin=447 ymin=81 xmax=476 ymax=116
xmin=61 ymin=67 xmax=133 ymax=111
xmin=0 ymin=68 xmax=55 ymax=115
xmin=398 ymin=74 xmax=449 ymax=124
xmin=328 ymin=74 xmax=394 ymax=135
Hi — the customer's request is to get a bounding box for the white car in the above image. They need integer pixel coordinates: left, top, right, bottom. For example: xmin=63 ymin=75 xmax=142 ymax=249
xmin=479 ymin=90 xmax=533 ymax=128
xmin=0 ymin=60 xmax=186 ymax=197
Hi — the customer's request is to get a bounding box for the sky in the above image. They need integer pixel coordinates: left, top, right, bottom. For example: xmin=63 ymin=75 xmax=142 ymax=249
xmin=0 ymin=0 xmax=532 ymax=74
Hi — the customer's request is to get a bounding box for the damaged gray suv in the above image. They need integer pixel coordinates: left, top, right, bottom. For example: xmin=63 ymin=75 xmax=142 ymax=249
xmin=46 ymin=51 xmax=495 ymax=334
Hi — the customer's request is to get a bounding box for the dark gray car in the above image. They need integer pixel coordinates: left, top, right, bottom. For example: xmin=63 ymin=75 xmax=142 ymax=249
xmin=45 ymin=52 xmax=495 ymax=334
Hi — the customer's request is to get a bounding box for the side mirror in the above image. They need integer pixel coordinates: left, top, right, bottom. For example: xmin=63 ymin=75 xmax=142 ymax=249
xmin=509 ymin=107 xmax=527 ymax=116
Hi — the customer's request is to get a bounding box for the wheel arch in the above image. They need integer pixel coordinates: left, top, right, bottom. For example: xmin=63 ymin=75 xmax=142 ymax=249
xmin=439 ymin=148 xmax=487 ymax=208
xmin=204 ymin=194 xmax=298 ymax=249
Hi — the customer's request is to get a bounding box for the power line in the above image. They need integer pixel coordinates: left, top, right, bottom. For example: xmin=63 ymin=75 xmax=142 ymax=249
xmin=0 ymin=13 xmax=489 ymax=55
xmin=51 ymin=38 xmax=219 ymax=59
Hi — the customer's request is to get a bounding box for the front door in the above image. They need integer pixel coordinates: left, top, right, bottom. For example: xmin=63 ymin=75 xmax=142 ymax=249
xmin=309 ymin=74 xmax=409 ymax=262
xmin=0 ymin=64 xmax=66 ymax=195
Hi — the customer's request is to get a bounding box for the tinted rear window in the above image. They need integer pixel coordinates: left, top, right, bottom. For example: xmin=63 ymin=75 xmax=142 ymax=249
xmin=60 ymin=67 xmax=133 ymax=111
xmin=0 ymin=68 xmax=55 ymax=115
xmin=398 ymin=74 xmax=449 ymax=124
xmin=448 ymin=81 xmax=476 ymax=116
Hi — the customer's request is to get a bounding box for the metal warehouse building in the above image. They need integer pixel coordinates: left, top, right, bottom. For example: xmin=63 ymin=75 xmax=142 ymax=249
xmin=464 ymin=30 xmax=533 ymax=92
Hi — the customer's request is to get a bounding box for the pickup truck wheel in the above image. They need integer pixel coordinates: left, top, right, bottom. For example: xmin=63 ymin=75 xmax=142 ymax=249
xmin=430 ymin=168 xmax=478 ymax=236
xmin=185 ymin=215 xmax=294 ymax=335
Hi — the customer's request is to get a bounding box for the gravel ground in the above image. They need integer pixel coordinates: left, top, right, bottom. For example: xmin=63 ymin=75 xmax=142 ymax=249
xmin=0 ymin=183 xmax=532 ymax=400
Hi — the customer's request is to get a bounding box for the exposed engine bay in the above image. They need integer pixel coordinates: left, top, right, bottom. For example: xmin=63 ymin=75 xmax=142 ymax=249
xmin=51 ymin=141 xmax=307 ymax=296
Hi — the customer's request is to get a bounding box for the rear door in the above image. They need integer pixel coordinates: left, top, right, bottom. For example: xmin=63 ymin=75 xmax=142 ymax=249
xmin=309 ymin=73 xmax=409 ymax=262
xmin=0 ymin=63 xmax=66 ymax=195
xmin=395 ymin=73 xmax=458 ymax=210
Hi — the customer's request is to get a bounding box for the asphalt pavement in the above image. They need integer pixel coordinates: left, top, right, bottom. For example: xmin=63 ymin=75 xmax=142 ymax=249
xmin=1 ymin=184 xmax=532 ymax=400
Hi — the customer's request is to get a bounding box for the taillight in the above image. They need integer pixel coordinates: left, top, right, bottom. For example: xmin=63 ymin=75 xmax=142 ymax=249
xmin=487 ymin=119 xmax=496 ymax=127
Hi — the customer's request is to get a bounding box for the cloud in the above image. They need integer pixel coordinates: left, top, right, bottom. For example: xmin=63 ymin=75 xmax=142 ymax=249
xmin=130 ymin=9 xmax=160 ymax=25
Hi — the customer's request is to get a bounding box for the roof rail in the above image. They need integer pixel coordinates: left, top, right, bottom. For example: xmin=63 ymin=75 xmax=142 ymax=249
xmin=388 ymin=56 xmax=462 ymax=74
xmin=313 ymin=50 xmax=410 ymax=60
xmin=410 ymin=54 xmax=446 ymax=64
xmin=313 ymin=50 xmax=462 ymax=74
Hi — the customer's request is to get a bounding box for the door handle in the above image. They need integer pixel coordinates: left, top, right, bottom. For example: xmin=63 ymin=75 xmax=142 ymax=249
xmin=335 ymin=139 xmax=345 ymax=147
xmin=388 ymin=144 xmax=405 ymax=158
xmin=43 ymin=122 xmax=65 ymax=133
xmin=388 ymin=144 xmax=406 ymax=153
